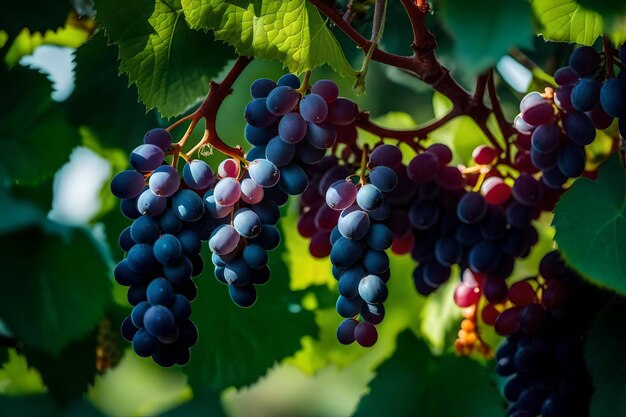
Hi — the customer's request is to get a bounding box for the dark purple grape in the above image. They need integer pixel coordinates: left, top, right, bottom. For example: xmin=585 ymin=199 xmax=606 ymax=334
xmin=311 ymin=80 xmax=339 ymax=103
xmin=250 ymin=78 xmax=276 ymax=98
xmin=569 ymin=46 xmax=600 ymax=76
xmin=571 ymin=77 xmax=600 ymax=112
xmin=144 ymin=128 xmax=172 ymax=151
xmin=300 ymin=93 xmax=328 ymax=123
xmin=111 ymin=170 xmax=146 ymax=199
xmin=245 ymin=98 xmax=279 ymax=127
xmin=600 ymin=78 xmax=626 ymax=117
xmin=266 ymin=86 xmax=300 ymax=116
xmin=563 ymin=111 xmax=596 ymax=145
xmin=336 ymin=318 xmax=358 ymax=345
xmin=326 ymin=98 xmax=358 ymax=125
xmin=554 ymin=66 xmax=578 ymax=86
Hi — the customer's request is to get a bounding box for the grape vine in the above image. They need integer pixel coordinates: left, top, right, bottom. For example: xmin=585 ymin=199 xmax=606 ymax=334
xmin=102 ymin=2 xmax=626 ymax=416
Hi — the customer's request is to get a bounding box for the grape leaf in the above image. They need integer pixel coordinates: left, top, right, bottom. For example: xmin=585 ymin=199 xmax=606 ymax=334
xmin=438 ymin=0 xmax=533 ymax=74
xmin=181 ymin=0 xmax=357 ymax=77
xmin=0 ymin=394 xmax=105 ymax=417
xmin=530 ymin=0 xmax=603 ymax=46
xmin=0 ymin=222 xmax=111 ymax=355
xmin=584 ymin=302 xmax=626 ymax=417
xmin=0 ymin=66 xmax=81 ymax=184
xmin=94 ymin=0 xmax=236 ymax=118
xmin=65 ymin=32 xmax=159 ymax=151
xmin=156 ymin=394 xmax=227 ymax=417
xmin=183 ymin=225 xmax=317 ymax=391
xmin=354 ymin=330 xmax=505 ymax=417
xmin=576 ymin=0 xmax=626 ymax=45
xmin=0 ymin=0 xmax=70 ymax=38
xmin=22 ymin=331 xmax=98 ymax=405
xmin=553 ymin=155 xmax=626 ymax=295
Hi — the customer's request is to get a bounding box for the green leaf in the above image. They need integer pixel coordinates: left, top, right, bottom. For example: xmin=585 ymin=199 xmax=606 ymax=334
xmin=0 ymin=66 xmax=81 ymax=184
xmin=0 ymin=223 xmax=111 ymax=355
xmin=530 ymin=0 xmax=603 ymax=46
xmin=156 ymin=394 xmax=227 ymax=417
xmin=553 ymin=155 xmax=626 ymax=295
xmin=576 ymin=0 xmax=626 ymax=45
xmin=439 ymin=0 xmax=533 ymax=74
xmin=585 ymin=302 xmax=626 ymax=417
xmin=0 ymin=0 xmax=70 ymax=38
xmin=22 ymin=331 xmax=98 ymax=405
xmin=0 ymin=395 xmax=105 ymax=417
xmin=65 ymin=32 xmax=159 ymax=151
xmin=94 ymin=0 xmax=236 ymax=118
xmin=181 ymin=0 xmax=357 ymax=77
xmin=354 ymin=330 xmax=505 ymax=417
xmin=183 ymin=224 xmax=317 ymax=391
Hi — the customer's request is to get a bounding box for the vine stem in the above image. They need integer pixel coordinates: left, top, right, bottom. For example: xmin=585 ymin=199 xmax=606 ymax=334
xmin=167 ymin=56 xmax=253 ymax=164
xmin=603 ymin=37 xmax=615 ymax=78
xmin=355 ymin=107 xmax=459 ymax=152
xmin=359 ymin=143 xmax=369 ymax=184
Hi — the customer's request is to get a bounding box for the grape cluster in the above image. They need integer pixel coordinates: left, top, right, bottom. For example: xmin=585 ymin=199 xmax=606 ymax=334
xmin=408 ymin=144 xmax=541 ymax=300
xmin=566 ymin=45 xmax=626 ymax=133
xmin=330 ymin=147 xmax=398 ymax=347
xmin=494 ymin=252 xmax=606 ymax=417
xmin=111 ymin=128 xmax=208 ymax=366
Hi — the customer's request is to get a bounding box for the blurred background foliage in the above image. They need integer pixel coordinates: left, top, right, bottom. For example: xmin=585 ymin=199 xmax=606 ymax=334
xmin=1 ymin=0 xmax=625 ymax=416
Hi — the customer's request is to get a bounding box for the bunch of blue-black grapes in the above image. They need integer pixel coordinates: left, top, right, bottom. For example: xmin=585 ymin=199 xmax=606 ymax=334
xmin=514 ymin=43 xmax=626 ymax=189
xmin=111 ymin=128 xmax=212 ymax=366
xmin=330 ymin=145 xmax=400 ymax=347
xmin=495 ymin=251 xmax=607 ymax=417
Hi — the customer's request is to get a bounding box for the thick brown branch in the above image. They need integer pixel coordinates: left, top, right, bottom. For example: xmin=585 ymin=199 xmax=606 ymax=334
xmin=487 ymin=70 xmax=516 ymax=139
xmin=356 ymin=108 xmax=460 ymax=150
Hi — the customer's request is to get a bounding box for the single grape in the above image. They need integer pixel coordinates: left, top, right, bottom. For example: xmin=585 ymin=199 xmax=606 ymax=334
xmin=407 ymin=152 xmax=439 ymax=183
xmin=363 ymin=249 xmax=389 ymax=274
xmin=111 ymin=170 xmax=146 ymax=199
xmin=326 ymin=98 xmax=358 ymax=125
xmin=137 ymin=189 xmax=167 ymax=217
xmin=336 ymin=295 xmax=364 ymax=318
xmin=326 ymin=180 xmax=358 ymax=210
xmin=177 ymin=229 xmax=201 ymax=256
xmin=481 ymin=177 xmax=511 ymax=205
xmin=248 ymin=159 xmax=280 ymax=188
xmin=132 ymin=329 xmax=159 ymax=357
xmin=553 ymin=66 xmax=578 ymax=86
xmin=203 ymin=190 xmax=232 ymax=218
xmin=130 ymin=215 xmax=160 ymax=244
xmin=472 ymin=145 xmax=497 ymax=164
xmin=265 ymin=136 xmax=295 ymax=167
xmin=336 ymin=318 xmax=358 ymax=345
xmin=512 ymin=174 xmax=543 ymax=206
xmin=330 ymin=238 xmax=366 ymax=269
xmin=131 ymin=301 xmax=150 ymax=328
xmin=571 ymin=77 xmax=601 ymax=112
xmin=531 ymin=124 xmax=561 ymax=154
xmin=143 ymin=305 xmax=177 ymax=339
xmin=169 ymin=294 xmax=192 ymax=322
xmin=309 ymin=231 xmax=332 ymax=258
xmin=250 ymin=198 xmax=280 ymax=224
xmin=182 ymin=160 xmax=213 ymax=190
xmin=508 ymin=281 xmax=536 ymax=306
xmin=172 ymin=189 xmax=204 ymax=222
xmin=119 ymin=226 xmax=135 ymax=252
xmin=600 ymin=78 xmax=626 ymax=118
xmin=240 ymin=178 xmax=264 ymax=204
xmin=338 ymin=266 xmax=364 ymax=298
xmin=556 ymin=142 xmax=585 ymax=178
xmin=295 ymin=139 xmax=326 ymax=164
xmin=250 ymin=78 xmax=276 ymax=98
xmin=468 ymin=241 xmax=501 ymax=274
xmin=278 ymin=163 xmax=309 ymax=195
xmin=278 ymin=112 xmax=307 ymax=144
xmin=242 ymin=244 xmax=268 ymax=269
xmin=354 ymin=322 xmax=378 ymax=347
xmin=569 ymin=46 xmax=600 ymax=76
xmin=245 ymin=124 xmax=277 ymax=147
xmin=408 ymin=200 xmax=440 ymax=230
xmin=266 ymin=86 xmax=300 ymax=116
xmin=250 ymin=224 xmax=281 ymax=251
xmin=229 ymin=283 xmax=257 ymax=308
xmin=356 ymin=184 xmax=383 ymax=211
xmin=130 ymin=144 xmax=164 ymax=172
xmin=277 ymin=73 xmax=300 ymax=88
xmin=147 ymin=277 xmax=175 ymax=305
xmin=563 ymin=111 xmax=596 ymax=146
xmin=454 ymin=282 xmax=480 ymax=307
xmin=338 ymin=206 xmax=371 ymax=240
xmin=209 ymin=225 xmax=240 ymax=255
xmin=218 ymin=158 xmax=240 ymax=178
xmin=127 ymin=243 xmax=158 ymax=273
xmin=245 ymin=98 xmax=278 ymax=127
xmin=365 ymin=223 xmax=393 ymax=251
xmin=233 ymin=208 xmax=262 ymax=238
xmin=153 ymin=234 xmax=183 ymax=266
xmin=223 ymin=258 xmax=252 ymax=286
xmin=163 ymin=255 xmax=193 ymax=284
xmin=143 ymin=128 xmax=172 ymax=151
xmin=368 ymin=166 xmax=397 ymax=192
xmin=311 ymin=79 xmax=339 ymax=103
xmin=300 ymin=93 xmax=328 ymax=123
xmin=213 ymin=177 xmax=242 ymax=206
xmin=361 ymin=303 xmax=385 ymax=325
xmin=457 ymin=192 xmax=488 ymax=224
xmin=305 ymin=121 xmax=336 ymax=149
xmin=158 ymin=208 xmax=183 ymax=235
xmin=369 ymin=144 xmax=403 ymax=170
xmin=121 ymin=316 xmax=138 ymax=342
xmin=149 ymin=165 xmax=180 ymax=197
